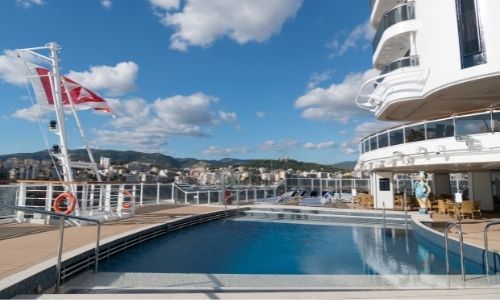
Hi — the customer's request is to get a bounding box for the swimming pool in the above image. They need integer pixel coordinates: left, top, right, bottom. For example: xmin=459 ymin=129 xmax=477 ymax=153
xmin=98 ymin=217 xmax=483 ymax=275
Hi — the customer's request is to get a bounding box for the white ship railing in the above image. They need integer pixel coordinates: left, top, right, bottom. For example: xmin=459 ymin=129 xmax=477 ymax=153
xmin=3 ymin=181 xmax=280 ymax=224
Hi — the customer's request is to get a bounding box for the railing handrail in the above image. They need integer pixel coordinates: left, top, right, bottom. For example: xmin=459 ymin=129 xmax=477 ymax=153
xmin=1 ymin=204 xmax=101 ymax=293
xmin=444 ymin=222 xmax=465 ymax=282
xmin=484 ymin=221 xmax=500 ymax=277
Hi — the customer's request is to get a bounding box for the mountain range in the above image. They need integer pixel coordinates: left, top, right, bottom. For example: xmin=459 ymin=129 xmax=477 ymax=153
xmin=0 ymin=149 xmax=356 ymax=171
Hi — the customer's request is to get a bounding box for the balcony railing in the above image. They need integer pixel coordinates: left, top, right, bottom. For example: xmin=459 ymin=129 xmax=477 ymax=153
xmin=372 ymin=2 xmax=415 ymax=52
xmin=380 ymin=55 xmax=419 ymax=76
xmin=360 ymin=109 xmax=500 ymax=154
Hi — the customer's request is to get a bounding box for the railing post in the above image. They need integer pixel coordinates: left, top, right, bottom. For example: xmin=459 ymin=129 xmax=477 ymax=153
xmin=55 ymin=215 xmax=65 ymax=293
xmin=156 ymin=182 xmax=160 ymax=205
xmin=140 ymin=182 xmax=144 ymax=206
xmin=89 ymin=184 xmax=95 ymax=216
xmin=184 ymin=192 xmax=188 ymax=204
xmin=45 ymin=184 xmax=54 ymax=224
xmin=16 ymin=182 xmax=26 ymax=221
xmin=95 ymin=222 xmax=100 ymax=274
xmin=208 ymin=191 xmax=211 ymax=204
xmin=104 ymin=184 xmax=111 ymax=213
xmin=171 ymin=183 xmax=175 ymax=203
xmin=196 ymin=191 xmax=200 ymax=204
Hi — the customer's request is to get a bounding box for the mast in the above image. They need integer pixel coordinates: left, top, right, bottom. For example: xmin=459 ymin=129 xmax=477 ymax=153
xmin=48 ymin=42 xmax=74 ymax=183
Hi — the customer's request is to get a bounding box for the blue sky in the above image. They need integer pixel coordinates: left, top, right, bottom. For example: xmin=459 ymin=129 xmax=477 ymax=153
xmin=0 ymin=0 xmax=385 ymax=164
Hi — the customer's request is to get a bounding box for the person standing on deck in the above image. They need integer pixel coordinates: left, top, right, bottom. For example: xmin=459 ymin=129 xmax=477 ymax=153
xmin=413 ymin=172 xmax=431 ymax=214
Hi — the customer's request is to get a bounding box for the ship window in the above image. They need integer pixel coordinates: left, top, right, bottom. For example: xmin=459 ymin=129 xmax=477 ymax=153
xmin=405 ymin=124 xmax=426 ymax=143
xmin=426 ymin=119 xmax=455 ymax=139
xmin=363 ymin=139 xmax=370 ymax=153
xmin=370 ymin=136 xmax=378 ymax=151
xmin=389 ymin=129 xmax=404 ymax=146
xmin=455 ymin=113 xmax=492 ymax=135
xmin=378 ymin=132 xmax=389 ymax=148
xmin=493 ymin=112 xmax=500 ymax=132
xmin=456 ymin=0 xmax=486 ymax=68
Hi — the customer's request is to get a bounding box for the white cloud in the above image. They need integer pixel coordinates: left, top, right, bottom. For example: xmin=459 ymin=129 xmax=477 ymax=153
xmin=259 ymin=139 xmax=299 ymax=152
xmin=66 ymin=61 xmax=139 ymax=96
xmin=327 ymin=19 xmax=374 ymax=57
xmin=16 ymin=0 xmax=45 ymax=8
xmin=93 ymin=93 xmax=221 ymax=151
xmin=152 ymin=0 xmax=303 ymax=51
xmin=150 ymin=0 xmax=179 ymax=10
xmin=100 ymin=0 xmax=112 ymax=9
xmin=154 ymin=92 xmax=217 ymax=125
xmin=256 ymin=111 xmax=266 ymax=118
xmin=0 ymin=50 xmax=26 ymax=86
xmin=295 ymin=68 xmax=379 ymax=123
xmin=303 ymin=141 xmax=336 ymax=150
xmin=203 ymin=146 xmax=251 ymax=156
xmin=12 ymin=104 xmax=52 ymax=121
xmin=307 ymin=69 xmax=333 ymax=90
xmin=218 ymin=110 xmax=237 ymax=123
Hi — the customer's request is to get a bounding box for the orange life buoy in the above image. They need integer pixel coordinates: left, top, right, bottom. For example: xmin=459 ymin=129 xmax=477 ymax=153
xmin=224 ymin=190 xmax=232 ymax=205
xmin=53 ymin=192 xmax=77 ymax=215
xmin=121 ymin=189 xmax=134 ymax=209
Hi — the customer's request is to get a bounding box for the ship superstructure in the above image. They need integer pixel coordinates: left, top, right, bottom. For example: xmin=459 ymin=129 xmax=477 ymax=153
xmin=355 ymin=0 xmax=500 ymax=210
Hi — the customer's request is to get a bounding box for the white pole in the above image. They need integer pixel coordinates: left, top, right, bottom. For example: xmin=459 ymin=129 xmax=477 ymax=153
xmin=48 ymin=42 xmax=73 ymax=185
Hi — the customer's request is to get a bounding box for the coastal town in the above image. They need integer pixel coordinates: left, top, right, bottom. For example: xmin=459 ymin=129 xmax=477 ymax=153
xmin=0 ymin=155 xmax=352 ymax=185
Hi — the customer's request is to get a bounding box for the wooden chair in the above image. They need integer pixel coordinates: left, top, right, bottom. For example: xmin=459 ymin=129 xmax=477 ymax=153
xmin=473 ymin=200 xmax=482 ymax=218
xmin=460 ymin=200 xmax=474 ymax=219
xmin=437 ymin=200 xmax=447 ymax=214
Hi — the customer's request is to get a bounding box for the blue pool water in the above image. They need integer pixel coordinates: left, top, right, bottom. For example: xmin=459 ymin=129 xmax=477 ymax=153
xmin=99 ymin=218 xmax=483 ymax=275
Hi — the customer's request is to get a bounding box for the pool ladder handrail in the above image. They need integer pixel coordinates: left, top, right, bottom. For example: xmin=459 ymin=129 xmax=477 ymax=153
xmin=444 ymin=222 xmax=465 ymax=282
xmin=2 ymin=204 xmax=101 ymax=293
xmin=484 ymin=221 xmax=500 ymax=276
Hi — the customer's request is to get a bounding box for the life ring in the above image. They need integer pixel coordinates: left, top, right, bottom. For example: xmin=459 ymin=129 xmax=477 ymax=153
xmin=121 ymin=189 xmax=134 ymax=209
xmin=53 ymin=192 xmax=77 ymax=215
xmin=224 ymin=190 xmax=232 ymax=205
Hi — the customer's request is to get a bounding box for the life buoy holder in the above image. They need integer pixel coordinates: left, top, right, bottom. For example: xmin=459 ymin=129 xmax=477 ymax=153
xmin=53 ymin=192 xmax=77 ymax=215
xmin=121 ymin=189 xmax=134 ymax=209
xmin=224 ymin=190 xmax=232 ymax=205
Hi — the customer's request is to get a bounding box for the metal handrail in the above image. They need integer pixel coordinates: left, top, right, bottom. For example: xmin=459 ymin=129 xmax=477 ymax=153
xmin=444 ymin=222 xmax=465 ymax=282
xmin=484 ymin=221 xmax=500 ymax=276
xmin=1 ymin=205 xmax=101 ymax=293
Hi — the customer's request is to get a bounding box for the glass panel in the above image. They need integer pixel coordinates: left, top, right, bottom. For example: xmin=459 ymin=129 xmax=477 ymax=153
xmin=370 ymin=136 xmax=378 ymax=151
xmin=405 ymin=124 xmax=426 ymax=143
xmin=459 ymin=0 xmax=480 ymax=56
xmin=455 ymin=113 xmax=492 ymax=135
xmin=426 ymin=119 xmax=455 ymax=139
xmin=378 ymin=132 xmax=389 ymax=148
xmin=364 ymin=139 xmax=370 ymax=153
xmin=389 ymin=129 xmax=404 ymax=146
xmin=493 ymin=112 xmax=500 ymax=132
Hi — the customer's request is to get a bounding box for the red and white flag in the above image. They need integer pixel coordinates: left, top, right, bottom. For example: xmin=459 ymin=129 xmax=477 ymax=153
xmin=31 ymin=67 xmax=112 ymax=113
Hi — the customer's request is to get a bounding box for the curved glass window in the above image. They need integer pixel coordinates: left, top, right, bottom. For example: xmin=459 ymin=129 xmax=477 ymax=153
xmin=369 ymin=136 xmax=378 ymax=151
xmin=378 ymin=132 xmax=389 ymax=148
xmin=405 ymin=124 xmax=426 ymax=143
xmin=455 ymin=113 xmax=492 ymax=135
xmin=363 ymin=139 xmax=370 ymax=153
xmin=426 ymin=119 xmax=455 ymax=139
xmin=493 ymin=112 xmax=500 ymax=132
xmin=389 ymin=129 xmax=404 ymax=146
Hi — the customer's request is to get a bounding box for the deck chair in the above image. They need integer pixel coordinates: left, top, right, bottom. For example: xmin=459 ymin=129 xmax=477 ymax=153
xmin=473 ymin=200 xmax=481 ymax=218
xmin=460 ymin=200 xmax=474 ymax=219
xmin=437 ymin=200 xmax=447 ymax=214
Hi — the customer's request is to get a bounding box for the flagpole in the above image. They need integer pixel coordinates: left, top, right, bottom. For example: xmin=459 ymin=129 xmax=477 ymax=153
xmin=48 ymin=43 xmax=75 ymax=185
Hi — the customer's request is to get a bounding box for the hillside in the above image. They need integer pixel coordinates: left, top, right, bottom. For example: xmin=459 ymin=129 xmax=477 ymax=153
xmin=0 ymin=149 xmax=354 ymax=171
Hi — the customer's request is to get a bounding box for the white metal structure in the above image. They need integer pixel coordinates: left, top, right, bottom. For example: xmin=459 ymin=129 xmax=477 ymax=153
xmin=358 ymin=0 xmax=500 ymax=122
xmin=356 ymin=0 xmax=500 ymax=210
